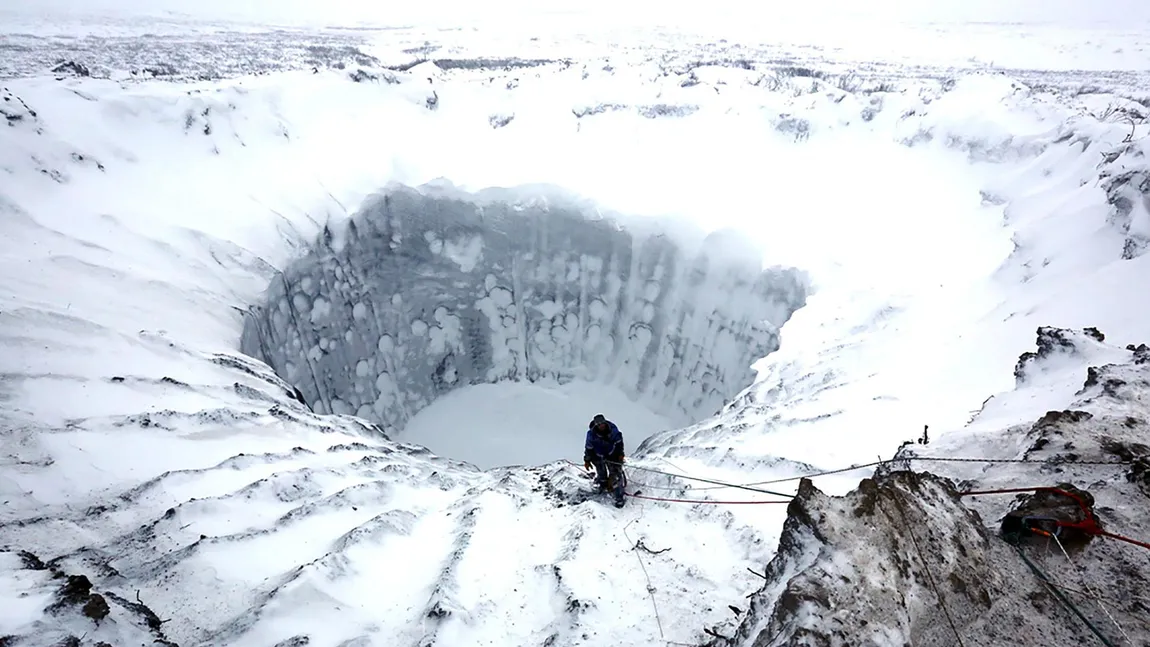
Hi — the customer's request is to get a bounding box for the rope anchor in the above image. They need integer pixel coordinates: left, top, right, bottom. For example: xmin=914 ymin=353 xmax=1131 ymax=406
xmin=963 ymin=487 xmax=1150 ymax=552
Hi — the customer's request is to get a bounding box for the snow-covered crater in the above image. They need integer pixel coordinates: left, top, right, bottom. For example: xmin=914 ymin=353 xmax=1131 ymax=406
xmin=5 ymin=17 xmax=1150 ymax=646
xmin=241 ymin=184 xmax=808 ymax=459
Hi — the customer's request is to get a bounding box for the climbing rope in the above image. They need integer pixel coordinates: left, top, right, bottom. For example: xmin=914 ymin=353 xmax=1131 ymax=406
xmin=739 ymin=459 xmax=892 ymax=487
xmin=1050 ymin=533 xmax=1134 ymax=645
xmin=1036 ymin=580 xmax=1150 ymax=623
xmin=628 ymin=492 xmax=791 ymax=505
xmin=622 ymin=516 xmax=665 ymax=640
xmin=620 ymin=498 xmax=702 ymax=647
xmin=1009 ymin=540 xmax=1118 ymax=647
xmin=562 ymin=458 xmax=1146 ymax=645
xmin=884 ymin=490 xmax=968 ymax=647
xmin=975 ymin=488 xmax=1141 ymax=645
xmin=605 ymin=460 xmax=796 ymax=499
xmin=607 ymin=454 xmax=1133 ymax=495
xmin=1094 ymin=531 xmax=1150 ymax=551
xmin=911 ymin=456 xmax=1133 ymax=466
xmin=563 ymin=460 xmax=791 ymax=505
xmin=628 ymin=459 xmax=890 ymax=493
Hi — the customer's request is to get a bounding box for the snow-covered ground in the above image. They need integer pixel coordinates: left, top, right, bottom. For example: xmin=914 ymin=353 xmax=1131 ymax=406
xmin=2 ymin=5 xmax=1150 ymax=647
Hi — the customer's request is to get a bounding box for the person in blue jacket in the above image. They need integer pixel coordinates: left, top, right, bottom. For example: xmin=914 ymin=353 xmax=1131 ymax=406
xmin=583 ymin=414 xmax=626 ymax=508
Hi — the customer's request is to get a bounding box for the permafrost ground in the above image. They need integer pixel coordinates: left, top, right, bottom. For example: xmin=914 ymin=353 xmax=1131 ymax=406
xmin=731 ymin=329 xmax=1150 ymax=646
xmin=2 ymin=9 xmax=1150 ymax=647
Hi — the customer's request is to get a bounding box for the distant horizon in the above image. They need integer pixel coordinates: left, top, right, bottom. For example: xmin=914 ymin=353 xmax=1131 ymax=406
xmin=4 ymin=0 xmax=1150 ymax=31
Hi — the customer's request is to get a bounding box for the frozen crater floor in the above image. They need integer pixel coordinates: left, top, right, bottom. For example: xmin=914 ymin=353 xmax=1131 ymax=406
xmin=2 ymin=14 xmax=1150 ymax=647
xmin=400 ymin=380 xmax=675 ymax=470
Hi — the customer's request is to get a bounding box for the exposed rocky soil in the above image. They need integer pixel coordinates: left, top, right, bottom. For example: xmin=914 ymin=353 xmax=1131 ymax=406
xmin=730 ymin=328 xmax=1150 ymax=647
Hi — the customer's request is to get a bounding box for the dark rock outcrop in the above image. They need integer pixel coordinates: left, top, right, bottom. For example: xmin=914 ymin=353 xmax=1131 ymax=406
xmin=1015 ymin=327 xmax=1106 ymax=386
xmin=18 ymin=550 xmax=48 ymax=570
xmin=4 ymin=551 xmax=180 ymax=646
xmin=730 ymin=471 xmax=1141 ymax=647
xmin=1100 ymin=169 xmax=1150 ymax=260
xmin=1100 ymin=437 xmax=1150 ymax=497
xmin=51 ymin=61 xmax=91 ymax=77
xmin=733 ymin=472 xmax=1000 ymax=647
xmin=2 ymin=88 xmax=39 ymax=129
xmin=1023 ymin=410 xmax=1093 ymax=458
xmin=82 ymin=593 xmax=111 ymax=623
xmin=48 ymin=575 xmax=94 ymax=612
xmin=1129 ymin=343 xmax=1150 ymax=364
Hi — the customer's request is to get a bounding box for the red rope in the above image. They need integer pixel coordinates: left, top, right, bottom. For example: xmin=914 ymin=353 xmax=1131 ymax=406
xmin=627 ymin=492 xmax=791 ymax=505
xmin=960 ymin=487 xmax=1060 ymax=496
xmin=1099 ymin=530 xmax=1150 ymax=551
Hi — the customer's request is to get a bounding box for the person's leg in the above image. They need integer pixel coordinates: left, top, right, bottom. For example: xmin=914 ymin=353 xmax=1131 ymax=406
xmin=607 ymin=462 xmax=625 ymax=505
xmin=592 ymin=458 xmax=608 ymax=490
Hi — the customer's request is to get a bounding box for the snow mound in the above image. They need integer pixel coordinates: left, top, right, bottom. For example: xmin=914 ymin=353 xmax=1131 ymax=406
xmin=241 ymin=183 xmax=808 ymax=441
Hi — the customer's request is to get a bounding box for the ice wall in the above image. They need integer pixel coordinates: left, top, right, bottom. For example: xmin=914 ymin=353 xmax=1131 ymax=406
xmin=241 ymin=184 xmax=808 ymax=433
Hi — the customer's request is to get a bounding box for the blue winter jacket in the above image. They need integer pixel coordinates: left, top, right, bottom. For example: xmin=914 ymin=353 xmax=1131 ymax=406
xmin=584 ymin=421 xmax=624 ymax=462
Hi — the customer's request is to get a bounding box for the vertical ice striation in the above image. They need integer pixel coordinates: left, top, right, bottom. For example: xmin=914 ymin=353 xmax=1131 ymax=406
xmin=241 ymin=184 xmax=808 ymax=434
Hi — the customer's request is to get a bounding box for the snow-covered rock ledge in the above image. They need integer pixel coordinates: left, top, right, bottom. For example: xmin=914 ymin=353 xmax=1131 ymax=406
xmin=729 ymin=327 xmax=1150 ymax=647
xmin=241 ymin=183 xmax=809 ymax=433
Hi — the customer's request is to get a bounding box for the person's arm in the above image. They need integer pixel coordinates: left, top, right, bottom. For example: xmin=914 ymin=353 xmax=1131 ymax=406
xmin=609 ymin=427 xmax=625 ymax=461
xmin=583 ymin=430 xmax=595 ymax=466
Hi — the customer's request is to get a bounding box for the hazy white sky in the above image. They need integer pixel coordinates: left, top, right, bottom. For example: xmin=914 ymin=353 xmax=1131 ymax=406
xmin=4 ymin=0 xmax=1150 ymax=29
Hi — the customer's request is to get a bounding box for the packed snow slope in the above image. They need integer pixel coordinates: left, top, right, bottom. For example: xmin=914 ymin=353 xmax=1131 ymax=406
xmin=3 ymin=16 xmax=1150 ymax=647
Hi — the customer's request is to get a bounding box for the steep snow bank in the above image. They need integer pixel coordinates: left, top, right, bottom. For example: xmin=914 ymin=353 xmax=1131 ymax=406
xmin=241 ymin=184 xmax=807 ymax=458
